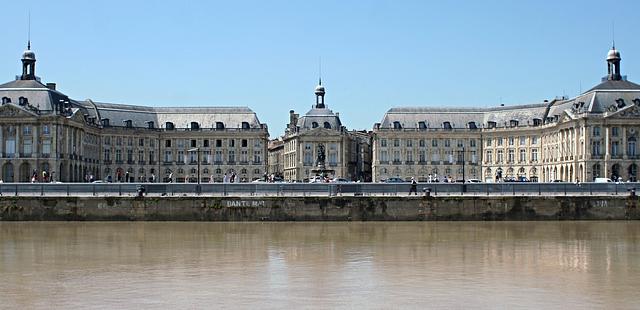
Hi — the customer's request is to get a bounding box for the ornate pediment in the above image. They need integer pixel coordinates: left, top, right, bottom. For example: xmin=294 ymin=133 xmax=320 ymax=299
xmin=605 ymin=104 xmax=640 ymax=119
xmin=0 ymin=103 xmax=38 ymax=118
xmin=298 ymin=128 xmax=341 ymax=137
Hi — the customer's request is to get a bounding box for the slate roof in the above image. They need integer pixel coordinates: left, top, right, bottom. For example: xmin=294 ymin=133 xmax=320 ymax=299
xmin=296 ymin=107 xmax=343 ymax=130
xmin=380 ymin=104 xmax=548 ymax=129
xmin=0 ymin=79 xmax=70 ymax=111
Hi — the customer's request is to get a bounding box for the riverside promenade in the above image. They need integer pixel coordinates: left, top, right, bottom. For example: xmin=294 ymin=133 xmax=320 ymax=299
xmin=0 ymin=183 xmax=639 ymax=221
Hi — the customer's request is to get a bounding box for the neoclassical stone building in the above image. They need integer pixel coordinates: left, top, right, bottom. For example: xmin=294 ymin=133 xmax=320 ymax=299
xmin=0 ymin=44 xmax=269 ymax=182
xmin=279 ymin=81 xmax=371 ymax=182
xmin=373 ymin=46 xmax=640 ymax=183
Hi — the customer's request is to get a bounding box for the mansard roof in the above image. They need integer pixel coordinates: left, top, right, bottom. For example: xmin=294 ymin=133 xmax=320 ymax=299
xmin=89 ymin=101 xmax=264 ymax=129
xmin=296 ymin=107 xmax=343 ymax=130
xmin=380 ymin=103 xmax=548 ymax=129
xmin=587 ymin=79 xmax=640 ymax=92
xmin=0 ymin=79 xmax=69 ymax=111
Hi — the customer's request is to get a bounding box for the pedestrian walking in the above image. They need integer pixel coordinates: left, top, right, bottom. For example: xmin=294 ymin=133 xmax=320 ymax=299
xmin=409 ymin=177 xmax=418 ymax=195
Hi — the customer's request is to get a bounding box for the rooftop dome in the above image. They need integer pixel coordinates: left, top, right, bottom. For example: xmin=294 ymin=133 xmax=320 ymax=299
xmin=22 ymin=49 xmax=35 ymax=61
xmin=607 ymin=48 xmax=621 ymax=61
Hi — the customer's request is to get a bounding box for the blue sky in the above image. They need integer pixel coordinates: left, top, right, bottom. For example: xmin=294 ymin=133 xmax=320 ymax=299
xmin=1 ymin=0 xmax=640 ymax=133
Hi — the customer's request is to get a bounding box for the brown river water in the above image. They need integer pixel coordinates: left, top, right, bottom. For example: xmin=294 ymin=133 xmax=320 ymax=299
xmin=1 ymin=222 xmax=639 ymax=309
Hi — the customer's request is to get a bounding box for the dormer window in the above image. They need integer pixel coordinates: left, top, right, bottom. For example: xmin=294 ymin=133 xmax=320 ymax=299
xmin=633 ymin=98 xmax=640 ymax=106
xmin=165 ymin=122 xmax=175 ymax=130
xmin=18 ymin=97 xmax=28 ymax=106
xmin=443 ymin=122 xmax=452 ymax=130
xmin=102 ymin=119 xmax=110 ymax=127
xmin=146 ymin=121 xmax=155 ymax=129
xmin=215 ymin=122 xmax=225 ymax=130
xmin=533 ymin=118 xmax=542 ymax=126
xmin=124 ymin=120 xmax=133 ymax=128
xmin=312 ymin=122 xmax=319 ymax=128
xmin=616 ymin=98 xmax=626 ymax=108
xmin=241 ymin=122 xmax=250 ymax=129
xmin=468 ymin=122 xmax=477 ymax=130
xmin=190 ymin=122 xmax=200 ymax=130
xmin=393 ymin=121 xmax=402 ymax=130
xmin=418 ymin=121 xmax=427 ymax=130
xmin=510 ymin=120 xmax=519 ymax=127
xmin=324 ymin=122 xmax=331 ymax=129
xmin=2 ymin=97 xmax=11 ymax=104
xmin=487 ymin=121 xmax=496 ymax=129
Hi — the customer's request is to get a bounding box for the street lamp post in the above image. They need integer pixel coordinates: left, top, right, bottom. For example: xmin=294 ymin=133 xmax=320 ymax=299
xmin=188 ymin=147 xmax=200 ymax=185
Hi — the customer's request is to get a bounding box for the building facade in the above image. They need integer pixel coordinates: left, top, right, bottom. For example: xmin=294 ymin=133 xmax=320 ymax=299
xmin=0 ymin=44 xmax=269 ymax=183
xmin=279 ymin=82 xmax=371 ymax=182
xmin=373 ymin=47 xmax=640 ymax=183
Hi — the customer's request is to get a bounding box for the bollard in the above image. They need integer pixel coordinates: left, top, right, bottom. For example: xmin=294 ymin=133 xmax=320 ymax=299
xmin=423 ymin=187 xmax=431 ymax=198
xmin=67 ymin=184 xmax=70 ymax=196
xmin=629 ymin=188 xmax=636 ymax=198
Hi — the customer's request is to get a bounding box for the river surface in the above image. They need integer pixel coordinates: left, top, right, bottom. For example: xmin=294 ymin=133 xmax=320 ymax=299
xmin=1 ymin=222 xmax=639 ymax=309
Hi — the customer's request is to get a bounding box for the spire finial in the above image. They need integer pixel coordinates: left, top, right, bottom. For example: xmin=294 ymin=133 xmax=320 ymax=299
xmin=318 ymin=56 xmax=322 ymax=85
xmin=27 ymin=10 xmax=31 ymax=50
xmin=612 ymin=20 xmax=616 ymax=49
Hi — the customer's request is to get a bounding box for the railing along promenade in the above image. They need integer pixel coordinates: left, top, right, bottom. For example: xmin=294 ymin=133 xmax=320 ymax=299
xmin=0 ymin=182 xmax=637 ymax=197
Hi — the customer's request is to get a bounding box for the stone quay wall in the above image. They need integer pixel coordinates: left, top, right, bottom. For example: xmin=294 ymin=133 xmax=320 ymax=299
xmin=1 ymin=195 xmax=639 ymax=221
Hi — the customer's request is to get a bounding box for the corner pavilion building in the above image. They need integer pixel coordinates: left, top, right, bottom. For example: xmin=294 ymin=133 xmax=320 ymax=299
xmin=373 ymin=46 xmax=640 ymax=183
xmin=0 ymin=43 xmax=269 ymax=183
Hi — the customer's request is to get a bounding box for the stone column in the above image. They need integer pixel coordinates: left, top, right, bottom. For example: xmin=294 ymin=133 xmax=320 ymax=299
xmin=33 ymin=124 xmax=38 ymax=157
xmin=604 ymin=126 xmax=610 ymax=178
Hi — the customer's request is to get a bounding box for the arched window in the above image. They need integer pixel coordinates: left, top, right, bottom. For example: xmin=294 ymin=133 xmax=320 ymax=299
xmin=146 ymin=121 xmax=155 ymax=129
xmin=443 ymin=122 xmax=452 ymax=130
xmin=203 ymin=168 xmax=209 ymax=174
xmin=418 ymin=121 xmax=427 ymax=130
xmin=215 ymin=122 xmax=225 ymax=130
xmin=190 ymin=122 xmax=200 ymax=130
xmin=468 ymin=122 xmax=477 ymax=130
xmin=2 ymin=97 xmax=11 ymax=104
xmin=241 ymin=168 xmax=247 ymax=174
xmin=323 ymin=122 xmax=331 ymax=129
xmin=165 ymin=122 xmax=175 ymax=130
xmin=18 ymin=97 xmax=28 ymax=106
xmin=215 ymin=168 xmax=222 ymax=174
xmin=241 ymin=122 xmax=250 ymax=129
xmin=312 ymin=122 xmax=319 ymax=128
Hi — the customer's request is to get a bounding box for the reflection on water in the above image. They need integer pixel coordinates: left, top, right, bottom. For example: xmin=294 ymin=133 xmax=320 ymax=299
xmin=1 ymin=222 xmax=639 ymax=309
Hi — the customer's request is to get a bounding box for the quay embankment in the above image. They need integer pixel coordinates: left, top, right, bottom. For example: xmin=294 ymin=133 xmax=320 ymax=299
xmin=0 ymin=195 xmax=639 ymax=221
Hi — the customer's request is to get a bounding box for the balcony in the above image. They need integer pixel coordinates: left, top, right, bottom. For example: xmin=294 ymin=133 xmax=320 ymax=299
xmin=379 ymin=161 xmax=389 ymax=165
xmin=149 ymin=161 xmax=157 ymax=165
xmin=127 ymin=160 xmax=135 ymax=165
xmin=214 ymin=161 xmax=223 ymax=165
xmin=405 ymin=161 xmax=414 ymax=165
xmin=591 ymin=155 xmax=603 ymax=160
xmin=103 ymin=160 xmax=112 ymax=165
xmin=239 ymin=161 xmax=250 ymax=165
xmin=163 ymin=161 xmax=173 ymax=165
xmin=116 ymin=160 xmax=124 ymax=164
xmin=40 ymin=153 xmax=50 ymax=158
xmin=19 ymin=153 xmax=32 ymax=158
xmin=138 ymin=161 xmax=146 ymax=165
xmin=418 ymin=161 xmax=427 ymax=165
xmin=392 ymin=160 xmax=402 ymax=165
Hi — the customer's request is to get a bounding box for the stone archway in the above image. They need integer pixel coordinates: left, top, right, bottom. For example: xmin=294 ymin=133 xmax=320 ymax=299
xmin=2 ymin=162 xmax=14 ymax=182
xmin=19 ymin=162 xmax=31 ymax=182
xmin=628 ymin=164 xmax=638 ymax=182
xmin=612 ymin=164 xmax=621 ymax=180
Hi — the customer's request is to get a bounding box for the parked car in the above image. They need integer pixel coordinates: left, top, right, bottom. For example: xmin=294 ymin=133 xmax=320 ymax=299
xmin=92 ymin=180 xmax=107 ymax=183
xmin=594 ymin=177 xmax=613 ymax=183
xmin=308 ymin=176 xmax=325 ymax=183
xmin=331 ymin=178 xmax=351 ymax=183
xmin=385 ymin=177 xmax=406 ymax=183
xmin=466 ymin=179 xmax=482 ymax=183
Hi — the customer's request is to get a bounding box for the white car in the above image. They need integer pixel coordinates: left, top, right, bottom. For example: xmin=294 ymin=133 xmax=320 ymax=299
xmin=466 ymin=179 xmax=482 ymax=183
xmin=331 ymin=178 xmax=350 ymax=183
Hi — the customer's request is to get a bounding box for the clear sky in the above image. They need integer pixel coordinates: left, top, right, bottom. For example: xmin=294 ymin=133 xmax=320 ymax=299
xmin=1 ymin=0 xmax=639 ymax=134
